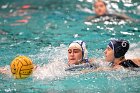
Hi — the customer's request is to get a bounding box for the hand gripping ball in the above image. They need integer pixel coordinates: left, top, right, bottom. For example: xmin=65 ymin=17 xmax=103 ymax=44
xmin=10 ymin=56 xmax=34 ymax=79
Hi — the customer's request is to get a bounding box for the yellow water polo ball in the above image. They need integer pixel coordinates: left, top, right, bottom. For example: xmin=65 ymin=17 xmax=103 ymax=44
xmin=10 ymin=56 xmax=34 ymax=79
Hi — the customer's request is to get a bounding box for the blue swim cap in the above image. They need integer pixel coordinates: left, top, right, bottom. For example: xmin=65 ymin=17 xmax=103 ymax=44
xmin=108 ymin=39 xmax=129 ymax=58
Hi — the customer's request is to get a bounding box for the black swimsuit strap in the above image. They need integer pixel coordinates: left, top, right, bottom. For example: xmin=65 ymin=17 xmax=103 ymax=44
xmin=119 ymin=60 xmax=139 ymax=68
xmin=95 ymin=14 xmax=126 ymax=20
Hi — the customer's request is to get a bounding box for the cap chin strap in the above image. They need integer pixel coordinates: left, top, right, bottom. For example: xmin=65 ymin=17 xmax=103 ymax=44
xmin=78 ymin=59 xmax=82 ymax=62
xmin=109 ymin=56 xmax=125 ymax=67
xmin=83 ymin=58 xmax=89 ymax=63
xmin=79 ymin=58 xmax=89 ymax=64
xmin=73 ymin=41 xmax=84 ymax=61
xmin=109 ymin=57 xmax=115 ymax=67
xmin=110 ymin=41 xmax=114 ymax=51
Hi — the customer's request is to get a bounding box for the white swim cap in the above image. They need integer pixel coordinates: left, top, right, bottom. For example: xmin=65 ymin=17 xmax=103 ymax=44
xmin=69 ymin=40 xmax=88 ymax=60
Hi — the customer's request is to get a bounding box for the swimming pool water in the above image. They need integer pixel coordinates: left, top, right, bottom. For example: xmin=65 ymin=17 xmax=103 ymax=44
xmin=0 ymin=0 xmax=140 ymax=93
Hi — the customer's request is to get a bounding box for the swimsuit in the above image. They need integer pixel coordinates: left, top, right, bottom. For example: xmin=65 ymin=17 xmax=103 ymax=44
xmin=65 ymin=59 xmax=96 ymax=71
xmin=119 ymin=60 xmax=139 ymax=68
xmin=89 ymin=14 xmax=127 ymax=23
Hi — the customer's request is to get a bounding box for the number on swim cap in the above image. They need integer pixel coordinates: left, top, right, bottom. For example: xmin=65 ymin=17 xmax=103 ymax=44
xmin=121 ymin=41 xmax=127 ymax=47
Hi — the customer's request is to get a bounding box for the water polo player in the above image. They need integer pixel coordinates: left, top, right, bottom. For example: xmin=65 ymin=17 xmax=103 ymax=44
xmin=104 ymin=39 xmax=140 ymax=69
xmin=66 ymin=40 xmax=96 ymax=71
xmin=86 ymin=0 xmax=138 ymax=23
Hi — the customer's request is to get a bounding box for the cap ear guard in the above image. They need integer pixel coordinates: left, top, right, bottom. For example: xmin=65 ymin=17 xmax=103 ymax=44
xmin=80 ymin=41 xmax=84 ymax=60
xmin=109 ymin=39 xmax=129 ymax=58
xmin=73 ymin=41 xmax=84 ymax=61
xmin=114 ymin=46 xmax=125 ymax=58
xmin=116 ymin=40 xmax=129 ymax=58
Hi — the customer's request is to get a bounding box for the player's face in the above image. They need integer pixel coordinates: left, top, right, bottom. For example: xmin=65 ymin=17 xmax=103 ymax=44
xmin=104 ymin=46 xmax=115 ymax=62
xmin=68 ymin=47 xmax=82 ymax=65
xmin=94 ymin=1 xmax=107 ymax=16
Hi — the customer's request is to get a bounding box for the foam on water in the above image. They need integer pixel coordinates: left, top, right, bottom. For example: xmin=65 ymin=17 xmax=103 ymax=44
xmin=33 ymin=61 xmax=68 ymax=80
xmin=0 ymin=0 xmax=140 ymax=92
xmin=30 ymin=44 xmax=81 ymax=80
xmin=30 ymin=41 xmax=140 ymax=81
xmin=126 ymin=41 xmax=140 ymax=58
